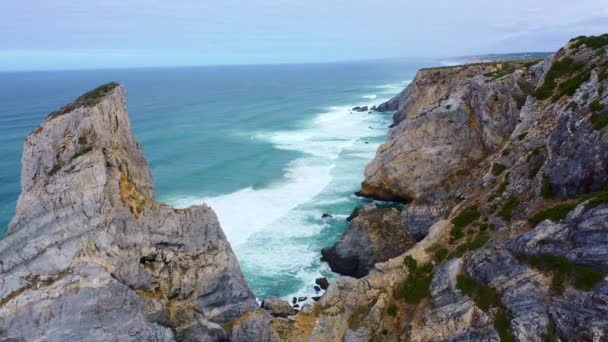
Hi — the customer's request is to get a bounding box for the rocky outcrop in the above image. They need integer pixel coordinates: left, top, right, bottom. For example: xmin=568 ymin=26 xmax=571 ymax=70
xmin=261 ymin=297 xmax=297 ymax=317
xmin=360 ymin=61 xmax=542 ymax=204
xmin=321 ymin=204 xmax=415 ymax=278
xmin=230 ymin=35 xmax=608 ymax=341
xmin=3 ymin=34 xmax=608 ymax=342
xmin=0 ymin=83 xmax=257 ymax=341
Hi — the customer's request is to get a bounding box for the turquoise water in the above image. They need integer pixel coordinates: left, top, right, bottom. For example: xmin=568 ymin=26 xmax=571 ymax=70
xmin=0 ymin=61 xmax=426 ymax=300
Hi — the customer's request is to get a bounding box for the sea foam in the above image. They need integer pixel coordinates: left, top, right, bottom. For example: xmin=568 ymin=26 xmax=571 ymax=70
xmin=169 ymin=95 xmax=394 ymax=300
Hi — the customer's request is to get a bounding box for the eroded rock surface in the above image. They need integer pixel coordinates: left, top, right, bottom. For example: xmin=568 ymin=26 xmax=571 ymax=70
xmin=321 ymin=204 xmax=415 ymax=278
xmin=0 ymin=83 xmax=257 ymax=341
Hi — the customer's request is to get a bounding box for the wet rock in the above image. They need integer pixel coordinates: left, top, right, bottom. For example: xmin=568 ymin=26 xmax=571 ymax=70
xmin=315 ymin=277 xmax=330 ymax=290
xmin=314 ymin=285 xmax=321 ymax=292
xmin=321 ymin=213 xmax=333 ymax=219
xmin=298 ymin=296 xmax=307 ymax=302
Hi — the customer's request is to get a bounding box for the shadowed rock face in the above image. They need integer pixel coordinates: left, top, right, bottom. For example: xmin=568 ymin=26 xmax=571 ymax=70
xmin=0 ymin=84 xmax=257 ymax=341
xmin=321 ymin=204 xmax=415 ymax=278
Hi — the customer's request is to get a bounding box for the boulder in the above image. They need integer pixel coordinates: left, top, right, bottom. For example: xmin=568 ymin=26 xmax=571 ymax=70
xmin=315 ymin=277 xmax=330 ymax=290
xmin=321 ymin=205 xmax=415 ymax=278
xmin=261 ymin=297 xmax=297 ymax=317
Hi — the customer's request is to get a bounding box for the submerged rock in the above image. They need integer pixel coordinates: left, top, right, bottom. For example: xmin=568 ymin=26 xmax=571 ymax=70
xmin=0 ymin=83 xmax=257 ymax=341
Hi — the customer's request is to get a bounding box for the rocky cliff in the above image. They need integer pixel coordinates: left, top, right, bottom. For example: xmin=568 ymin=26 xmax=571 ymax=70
xmin=229 ymin=34 xmax=608 ymax=341
xmin=2 ymin=34 xmax=608 ymax=342
xmin=0 ymin=83 xmax=257 ymax=341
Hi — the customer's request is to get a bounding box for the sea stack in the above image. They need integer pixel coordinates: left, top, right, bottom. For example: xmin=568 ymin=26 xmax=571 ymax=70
xmin=0 ymin=83 xmax=257 ymax=341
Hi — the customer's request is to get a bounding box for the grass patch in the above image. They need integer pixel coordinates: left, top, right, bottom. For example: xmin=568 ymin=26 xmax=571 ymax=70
xmin=451 ymin=206 xmax=481 ymax=241
xmin=517 ymin=132 xmax=528 ymax=141
xmin=571 ymin=34 xmax=608 ymax=50
xmin=590 ymin=113 xmax=608 ymax=130
xmin=492 ymin=163 xmax=508 ymax=176
xmin=434 ymin=248 xmax=448 ymax=263
xmin=48 ymin=160 xmax=64 ymax=176
xmin=400 ymin=256 xmax=434 ymax=304
xmin=590 ymin=99 xmax=602 ymax=112
xmin=497 ymin=196 xmax=519 ymax=221
xmin=451 ymin=206 xmax=481 ymax=229
xmin=541 ymin=175 xmax=555 ymax=199
xmin=387 ymin=304 xmax=397 ymax=317
xmin=585 ymin=184 xmax=608 ymax=210
xmin=516 ymin=254 xmax=604 ymax=293
xmin=496 ymin=178 xmax=509 ymax=196
xmin=456 ymin=274 xmax=515 ymax=341
xmin=528 ymin=203 xmax=577 ymax=227
xmin=467 ymin=232 xmax=490 ymax=251
xmin=47 ymin=82 xmax=120 ymax=120
xmin=533 ymin=57 xmax=584 ymax=100
xmin=559 ymin=71 xmax=590 ymax=96
xmin=501 ymin=148 xmax=511 ymax=156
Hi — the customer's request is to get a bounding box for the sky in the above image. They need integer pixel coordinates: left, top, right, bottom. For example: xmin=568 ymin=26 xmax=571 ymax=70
xmin=1 ymin=0 xmax=607 ymax=71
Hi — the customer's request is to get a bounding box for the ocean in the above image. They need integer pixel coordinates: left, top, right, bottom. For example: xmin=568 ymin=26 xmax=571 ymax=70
xmin=0 ymin=60 xmax=429 ymax=300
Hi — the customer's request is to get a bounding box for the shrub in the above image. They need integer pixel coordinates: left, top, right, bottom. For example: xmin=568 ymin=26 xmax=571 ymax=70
xmin=400 ymin=257 xmax=434 ymax=304
xmin=516 ymin=254 xmax=603 ymax=293
xmin=533 ymin=57 xmax=584 ymax=100
xmin=434 ymin=248 xmax=448 ymax=263
xmin=387 ymin=304 xmax=397 ymax=317
xmin=590 ymin=113 xmax=608 ymax=130
xmin=492 ymin=163 xmax=507 ymax=176
xmin=501 ymin=148 xmax=511 ymax=156
xmin=585 ymin=185 xmax=608 ymax=210
xmin=559 ymin=72 xmax=590 ymax=96
xmin=456 ymin=274 xmax=515 ymax=342
xmin=467 ymin=232 xmax=490 ymax=251
xmin=47 ymin=82 xmax=120 ymax=120
xmin=541 ymin=175 xmax=555 ymax=199
xmin=517 ymin=132 xmax=528 ymax=141
xmin=571 ymin=34 xmax=608 ymax=50
xmin=528 ymin=203 xmax=576 ymax=227
xmin=496 ymin=178 xmax=509 ymax=196
xmin=590 ymin=99 xmax=602 ymax=112
xmin=494 ymin=311 xmax=515 ymax=342
xmin=451 ymin=206 xmax=481 ymax=229
xmin=498 ymin=197 xmax=519 ymax=221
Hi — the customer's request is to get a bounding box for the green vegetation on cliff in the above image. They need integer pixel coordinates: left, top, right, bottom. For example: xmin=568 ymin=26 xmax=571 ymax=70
xmin=516 ymin=254 xmax=603 ymax=293
xmin=47 ymin=82 xmax=120 ymax=120
xmin=399 ymin=256 xmax=434 ymax=304
xmin=456 ymin=274 xmax=514 ymax=342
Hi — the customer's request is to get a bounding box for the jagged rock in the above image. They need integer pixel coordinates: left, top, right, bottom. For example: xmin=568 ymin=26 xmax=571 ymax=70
xmin=314 ymin=285 xmax=321 ymax=292
xmin=411 ymin=258 xmax=499 ymax=340
xmin=321 ymin=213 xmax=333 ymax=219
xmin=504 ymin=202 xmax=608 ymax=272
xmin=359 ymin=62 xmax=541 ymax=203
xmin=321 ymin=205 xmax=415 ymax=277
xmin=401 ymin=203 xmax=449 ymax=240
xmin=261 ymin=297 xmax=297 ymax=317
xmin=0 ymin=83 xmax=257 ymax=341
xmin=315 ymin=277 xmax=329 ymax=290
xmin=352 ymin=106 xmax=369 ymax=112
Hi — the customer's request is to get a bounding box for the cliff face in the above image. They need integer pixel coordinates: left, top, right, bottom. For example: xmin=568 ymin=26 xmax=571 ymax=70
xmin=0 ymin=84 xmax=257 ymax=341
xmin=359 ymin=61 xmax=542 ymax=204
xmin=2 ymin=34 xmax=608 ymax=342
xmin=229 ymin=35 xmax=608 ymax=341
